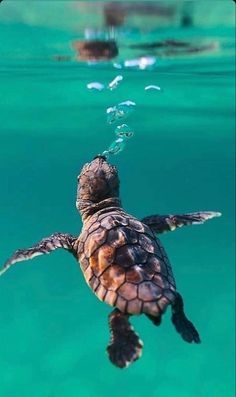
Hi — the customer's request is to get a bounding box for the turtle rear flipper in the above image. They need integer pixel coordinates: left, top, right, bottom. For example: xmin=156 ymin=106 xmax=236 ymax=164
xmin=171 ymin=293 xmax=200 ymax=344
xmin=107 ymin=309 xmax=143 ymax=368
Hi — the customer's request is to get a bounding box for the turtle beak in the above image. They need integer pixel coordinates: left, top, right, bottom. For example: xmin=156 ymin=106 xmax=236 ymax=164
xmin=93 ymin=155 xmax=107 ymax=161
xmin=90 ymin=155 xmax=109 ymax=170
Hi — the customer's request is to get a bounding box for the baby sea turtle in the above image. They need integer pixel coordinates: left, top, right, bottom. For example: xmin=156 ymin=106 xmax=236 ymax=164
xmin=0 ymin=155 xmax=221 ymax=368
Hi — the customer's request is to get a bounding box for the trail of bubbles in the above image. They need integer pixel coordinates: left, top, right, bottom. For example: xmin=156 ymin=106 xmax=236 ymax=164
xmin=115 ymin=124 xmax=134 ymax=139
xmin=102 ymin=124 xmax=134 ymax=158
xmin=106 ymin=101 xmax=136 ymax=124
xmin=87 ymin=74 xmax=136 ymax=158
xmin=87 ymin=75 xmax=123 ymax=92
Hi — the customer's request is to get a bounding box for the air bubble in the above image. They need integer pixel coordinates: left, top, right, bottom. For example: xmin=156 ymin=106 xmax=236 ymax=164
xmin=115 ymin=124 xmax=134 ymax=139
xmin=106 ymin=106 xmax=118 ymax=124
xmin=101 ymin=150 xmax=110 ymax=159
xmin=113 ymin=62 xmax=122 ymax=69
xmin=119 ymin=100 xmax=136 ymax=107
xmin=108 ymin=75 xmax=123 ymax=90
xmin=106 ymin=101 xmax=136 ymax=124
xmin=145 ymin=85 xmax=161 ymax=91
xmin=87 ymin=82 xmax=105 ymax=91
xmin=108 ymin=138 xmax=126 ymax=155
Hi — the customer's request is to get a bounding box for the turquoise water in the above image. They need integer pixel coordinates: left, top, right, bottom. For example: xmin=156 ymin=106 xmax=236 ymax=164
xmin=0 ymin=2 xmax=235 ymax=397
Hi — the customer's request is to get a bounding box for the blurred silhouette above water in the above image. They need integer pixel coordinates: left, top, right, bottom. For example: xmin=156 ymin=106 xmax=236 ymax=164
xmin=67 ymin=1 xmax=218 ymax=62
xmin=72 ymin=40 xmax=118 ymax=61
xmin=0 ymin=0 xmax=229 ymax=63
xmin=103 ymin=1 xmax=178 ymax=27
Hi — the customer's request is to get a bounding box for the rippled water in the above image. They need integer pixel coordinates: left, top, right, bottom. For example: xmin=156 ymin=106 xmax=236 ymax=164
xmin=0 ymin=2 xmax=235 ymax=397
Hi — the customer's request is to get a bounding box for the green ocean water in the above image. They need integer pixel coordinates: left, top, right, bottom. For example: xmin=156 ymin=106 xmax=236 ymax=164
xmin=0 ymin=1 xmax=235 ymax=397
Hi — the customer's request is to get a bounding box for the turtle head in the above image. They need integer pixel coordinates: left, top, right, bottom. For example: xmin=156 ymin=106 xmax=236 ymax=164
xmin=76 ymin=155 xmax=120 ymax=216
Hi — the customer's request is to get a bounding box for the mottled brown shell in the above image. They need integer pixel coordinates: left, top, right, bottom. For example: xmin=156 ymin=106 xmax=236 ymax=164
xmin=76 ymin=208 xmax=176 ymax=316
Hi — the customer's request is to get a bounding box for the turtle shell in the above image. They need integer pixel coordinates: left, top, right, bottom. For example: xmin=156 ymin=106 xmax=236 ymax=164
xmin=77 ymin=208 xmax=176 ymax=316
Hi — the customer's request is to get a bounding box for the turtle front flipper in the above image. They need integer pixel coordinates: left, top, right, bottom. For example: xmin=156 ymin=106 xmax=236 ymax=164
xmin=141 ymin=211 xmax=221 ymax=234
xmin=171 ymin=293 xmax=201 ymax=344
xmin=107 ymin=309 xmax=143 ymax=368
xmin=0 ymin=233 xmax=77 ymax=277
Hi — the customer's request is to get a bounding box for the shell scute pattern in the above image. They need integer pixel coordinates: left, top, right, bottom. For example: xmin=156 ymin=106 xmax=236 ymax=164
xmin=111 ymin=213 xmax=129 ymax=227
xmin=138 ymin=281 xmax=162 ymax=301
xmin=106 ymin=227 xmax=127 ymax=248
xmin=143 ymin=301 xmax=159 ymax=316
xmin=96 ymin=284 xmax=107 ymax=301
xmin=89 ymin=275 xmax=100 ymax=291
xmin=138 ymin=234 xmax=156 ymax=254
xmin=88 ymin=221 xmax=101 ymax=234
xmin=84 ymin=265 xmax=93 ymax=281
xmin=125 ymin=266 xmax=144 ymax=284
xmin=127 ymin=298 xmax=143 ymax=314
xmin=116 ymin=296 xmax=127 ymax=312
xmin=101 ymin=264 xmax=126 ymax=291
xmin=121 ymin=227 xmax=138 ymax=244
xmin=80 ymin=256 xmax=90 ymax=272
xmin=78 ymin=210 xmax=176 ymax=315
xmin=91 ymin=244 xmax=115 ymax=277
xmin=105 ymin=290 xmax=117 ymax=305
xmin=79 ymin=229 xmax=88 ymax=244
xmin=128 ymin=218 xmax=145 ymax=233
xmin=84 ymin=227 xmax=107 ymax=258
xmin=118 ymin=282 xmax=138 ymax=300
xmin=157 ymin=296 xmax=170 ymax=312
xmin=100 ymin=215 xmax=126 ymax=230
xmin=115 ymin=245 xmax=148 ymax=268
xmin=146 ymin=256 xmax=163 ymax=275
xmin=152 ymin=274 xmax=165 ymax=289
xmin=143 ymin=269 xmax=155 ymax=281
xmin=77 ymin=238 xmax=89 ymax=272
